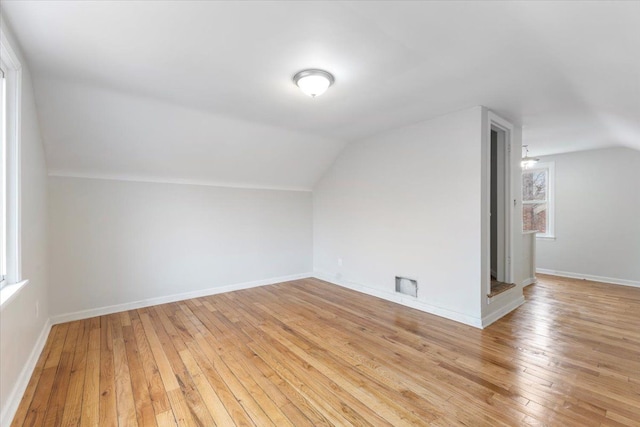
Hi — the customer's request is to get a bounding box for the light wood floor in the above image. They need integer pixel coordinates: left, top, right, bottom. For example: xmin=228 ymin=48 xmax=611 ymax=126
xmin=12 ymin=275 xmax=640 ymax=426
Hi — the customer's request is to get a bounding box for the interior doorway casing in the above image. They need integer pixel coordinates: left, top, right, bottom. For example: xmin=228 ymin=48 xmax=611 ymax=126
xmin=491 ymin=127 xmax=506 ymax=283
xmin=485 ymin=112 xmax=514 ymax=299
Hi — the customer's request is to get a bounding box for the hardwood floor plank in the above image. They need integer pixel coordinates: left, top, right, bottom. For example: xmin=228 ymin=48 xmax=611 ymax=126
xmin=246 ymin=338 xmax=358 ymax=426
xmin=80 ymin=326 xmax=101 ymax=426
xmin=229 ymin=346 xmax=319 ymax=427
xmin=9 ymin=326 xmax=54 ymax=427
xmin=148 ymin=306 xmax=216 ymax=427
xmin=138 ymin=312 xmax=179 ymax=392
xmin=178 ymin=302 xmax=253 ymax=417
xmin=218 ymin=349 xmax=293 ymax=427
xmin=122 ymin=314 xmax=157 ymax=427
xmin=178 ymin=310 xmax=258 ymax=426
xmin=42 ymin=320 xmax=81 ymax=426
xmin=178 ymin=348 xmax=235 ymax=426
xmin=138 ymin=311 xmax=199 ymax=427
xmin=12 ymin=274 xmax=640 ymax=426
xmin=99 ymin=315 xmax=117 ymax=427
xmin=228 ymin=293 xmax=436 ymax=425
xmin=154 ymin=410 xmax=177 ymax=427
xmin=129 ymin=310 xmax=172 ymax=417
xmin=250 ymin=295 xmax=520 ymax=426
xmin=60 ymin=319 xmax=90 ymax=426
xmin=190 ymin=329 xmax=274 ymax=426
xmin=13 ymin=323 xmax=69 ymax=427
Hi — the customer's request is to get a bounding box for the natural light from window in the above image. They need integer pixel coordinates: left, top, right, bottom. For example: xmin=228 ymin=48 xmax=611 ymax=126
xmin=522 ymin=162 xmax=554 ymax=238
xmin=0 ymin=62 xmax=7 ymax=288
xmin=0 ymin=36 xmax=27 ymax=307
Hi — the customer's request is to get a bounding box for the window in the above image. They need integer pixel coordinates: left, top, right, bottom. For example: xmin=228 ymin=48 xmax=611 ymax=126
xmin=0 ymin=61 xmax=7 ymax=288
xmin=0 ymin=30 xmax=26 ymax=305
xmin=522 ymin=162 xmax=554 ymax=238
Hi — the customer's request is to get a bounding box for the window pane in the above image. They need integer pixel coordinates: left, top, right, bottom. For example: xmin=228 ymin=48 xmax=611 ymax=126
xmin=522 ymin=170 xmax=547 ymax=201
xmin=0 ymin=72 xmax=5 ymax=280
xmin=523 ymin=203 xmax=547 ymax=233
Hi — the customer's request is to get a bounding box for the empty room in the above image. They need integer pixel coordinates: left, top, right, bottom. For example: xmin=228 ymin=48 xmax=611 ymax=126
xmin=1 ymin=1 xmax=639 ymax=426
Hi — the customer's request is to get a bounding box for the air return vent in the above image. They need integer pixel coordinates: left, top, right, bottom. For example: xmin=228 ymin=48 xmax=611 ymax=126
xmin=395 ymin=276 xmax=418 ymax=297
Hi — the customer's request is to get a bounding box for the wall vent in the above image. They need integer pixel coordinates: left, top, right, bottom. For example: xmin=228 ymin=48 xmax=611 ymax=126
xmin=395 ymin=276 xmax=418 ymax=297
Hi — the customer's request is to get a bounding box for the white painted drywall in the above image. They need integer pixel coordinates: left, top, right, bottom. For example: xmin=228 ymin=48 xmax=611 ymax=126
xmin=536 ymin=147 xmax=640 ymax=284
xmin=313 ymin=107 xmax=485 ymax=325
xmin=48 ymin=177 xmax=313 ymax=317
xmin=0 ymin=21 xmax=50 ymax=425
xmin=5 ymin=2 xmax=640 ymax=154
xmin=35 ymin=78 xmax=346 ymax=191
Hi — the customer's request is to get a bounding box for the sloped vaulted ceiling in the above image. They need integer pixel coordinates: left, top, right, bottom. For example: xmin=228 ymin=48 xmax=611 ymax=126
xmin=2 ymin=1 xmax=639 ymax=190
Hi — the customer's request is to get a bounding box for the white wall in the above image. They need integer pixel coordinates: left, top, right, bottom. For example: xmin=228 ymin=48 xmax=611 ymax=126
xmin=48 ymin=177 xmax=313 ymax=318
xmin=36 ymin=78 xmax=346 ymax=191
xmin=536 ymin=147 xmax=640 ymax=285
xmin=313 ymin=107 xmax=487 ymax=326
xmin=0 ymin=21 xmax=50 ymax=425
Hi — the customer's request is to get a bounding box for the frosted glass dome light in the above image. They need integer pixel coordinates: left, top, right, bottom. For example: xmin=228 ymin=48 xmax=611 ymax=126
xmin=293 ymin=69 xmax=335 ymax=97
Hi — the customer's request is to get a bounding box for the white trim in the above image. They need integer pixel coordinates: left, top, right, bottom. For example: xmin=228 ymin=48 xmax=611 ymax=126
xmin=536 ymin=269 xmax=640 ymax=288
xmin=47 ymin=171 xmax=312 ymax=193
xmin=485 ymin=110 xmax=515 ymax=297
xmin=0 ymin=319 xmax=51 ymax=427
xmin=0 ymin=30 xmax=22 ymax=71
xmin=0 ymin=29 xmax=23 ymax=284
xmin=313 ymin=271 xmax=483 ymax=329
xmin=0 ymin=279 xmax=28 ymax=310
xmin=50 ymin=273 xmax=313 ymax=324
xmin=487 ymin=284 xmax=517 ymax=303
xmin=522 ymin=277 xmax=536 ymax=287
xmin=0 ymin=60 xmax=6 ymax=281
xmin=481 ymin=295 xmax=525 ymax=328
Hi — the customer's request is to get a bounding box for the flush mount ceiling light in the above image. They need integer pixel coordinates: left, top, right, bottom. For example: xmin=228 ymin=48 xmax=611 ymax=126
xmin=521 ymin=145 xmax=540 ymax=169
xmin=293 ymin=69 xmax=335 ymax=98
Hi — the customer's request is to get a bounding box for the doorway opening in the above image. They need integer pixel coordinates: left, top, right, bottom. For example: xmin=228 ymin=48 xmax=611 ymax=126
xmin=488 ymin=125 xmax=515 ymax=297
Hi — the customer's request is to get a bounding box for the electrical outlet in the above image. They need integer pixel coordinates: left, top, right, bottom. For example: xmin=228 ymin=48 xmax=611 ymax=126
xmin=338 ymin=258 xmax=343 ymax=267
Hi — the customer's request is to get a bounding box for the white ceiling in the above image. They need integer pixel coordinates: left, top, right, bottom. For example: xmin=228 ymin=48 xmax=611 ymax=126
xmin=2 ymin=1 xmax=639 ymax=188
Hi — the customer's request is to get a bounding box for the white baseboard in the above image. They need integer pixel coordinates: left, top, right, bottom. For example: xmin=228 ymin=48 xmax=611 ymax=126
xmin=1 ymin=319 xmax=52 ymax=427
xmin=536 ymin=269 xmax=640 ymax=288
xmin=481 ymin=295 xmax=525 ymax=328
xmin=313 ymin=271 xmax=483 ymax=329
xmin=522 ymin=277 xmax=536 ymax=287
xmin=51 ymin=273 xmax=312 ymax=325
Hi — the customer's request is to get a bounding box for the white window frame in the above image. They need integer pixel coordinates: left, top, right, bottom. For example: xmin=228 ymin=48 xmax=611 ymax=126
xmin=0 ymin=28 xmax=27 ymax=308
xmin=1 ymin=59 xmax=7 ymax=287
xmin=522 ymin=161 xmax=555 ymax=239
